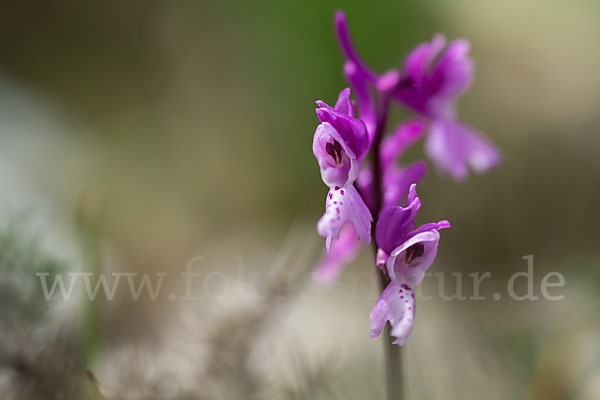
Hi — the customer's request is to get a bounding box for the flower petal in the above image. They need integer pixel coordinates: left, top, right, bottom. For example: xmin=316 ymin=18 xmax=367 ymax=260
xmin=317 ymin=185 xmax=372 ymax=251
xmin=410 ymin=220 xmax=451 ymax=237
xmin=313 ymin=224 xmax=360 ymax=285
xmin=313 ymin=122 xmax=356 ymax=187
xmin=375 ymin=184 xmax=421 ymax=254
xmin=425 ymin=119 xmax=501 ymax=181
xmin=380 ymin=120 xmax=426 ymax=170
xmin=430 ymin=39 xmax=473 ymax=103
xmin=387 ymin=230 xmax=440 ymax=288
xmin=404 ymin=34 xmax=446 ymax=84
xmin=344 ymin=61 xmax=377 ymax=139
xmin=370 ymin=281 xmax=416 ymax=346
xmin=315 ymin=87 xmax=354 ymax=117
xmin=316 ymin=105 xmax=369 ymax=161
xmin=376 ymin=69 xmax=401 ymax=93
xmin=395 ymin=35 xmax=474 ymax=120
xmin=335 ymin=11 xmax=377 ymax=81
xmin=334 ymin=87 xmax=353 ymax=116
xmin=382 ymin=161 xmax=428 ymax=209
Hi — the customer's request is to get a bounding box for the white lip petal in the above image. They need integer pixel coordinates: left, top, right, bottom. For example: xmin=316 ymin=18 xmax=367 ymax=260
xmin=317 ymin=185 xmax=372 ymax=251
xmin=370 ymin=281 xmax=416 ymax=346
xmin=313 ymin=122 xmax=359 ymax=187
xmin=387 ymin=230 xmax=440 ymax=288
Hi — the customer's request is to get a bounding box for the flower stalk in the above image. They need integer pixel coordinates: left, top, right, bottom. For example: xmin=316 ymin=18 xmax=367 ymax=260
xmin=370 ymin=89 xmax=404 ymax=400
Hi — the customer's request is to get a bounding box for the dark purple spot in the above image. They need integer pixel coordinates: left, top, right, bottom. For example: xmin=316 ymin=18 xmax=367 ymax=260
xmin=333 ymin=140 xmax=342 ymax=154
xmin=333 ymin=201 xmax=337 ymax=204
xmin=334 ymin=186 xmax=340 ymax=191
xmin=326 ymin=140 xmax=344 ymax=164
xmin=397 ymin=76 xmax=415 ymax=90
xmin=340 ymin=190 xmax=344 ymax=195
xmin=325 ymin=142 xmax=335 ymax=157
xmin=404 ymin=243 xmax=425 ymax=265
xmin=401 ymin=284 xmax=411 ymax=291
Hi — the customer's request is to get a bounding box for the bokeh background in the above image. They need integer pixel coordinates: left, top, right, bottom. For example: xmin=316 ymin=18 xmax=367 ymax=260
xmin=0 ymin=1 xmax=599 ymax=399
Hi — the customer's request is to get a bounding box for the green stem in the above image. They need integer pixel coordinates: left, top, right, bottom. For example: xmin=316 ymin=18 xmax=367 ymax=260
xmin=76 ymin=188 xmax=107 ymax=370
xmin=371 ymin=94 xmax=404 ymax=400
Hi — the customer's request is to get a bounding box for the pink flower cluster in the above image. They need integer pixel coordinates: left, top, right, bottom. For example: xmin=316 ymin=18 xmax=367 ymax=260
xmin=312 ymin=11 xmax=500 ymax=345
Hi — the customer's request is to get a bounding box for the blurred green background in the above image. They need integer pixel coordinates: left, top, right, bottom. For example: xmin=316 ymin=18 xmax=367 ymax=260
xmin=0 ymin=0 xmax=599 ymax=399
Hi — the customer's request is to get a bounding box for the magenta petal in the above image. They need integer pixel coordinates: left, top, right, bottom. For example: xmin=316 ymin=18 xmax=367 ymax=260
xmin=382 ymin=161 xmax=428 ymax=208
xmin=313 ymin=224 xmax=360 ymax=285
xmin=334 ymin=11 xmax=379 ymax=140
xmin=344 ymin=61 xmax=377 ymax=140
xmin=395 ymin=35 xmax=476 ymax=121
xmin=410 ymin=220 xmax=451 ymax=237
xmin=380 ymin=120 xmax=426 ymax=170
xmin=376 ymin=69 xmax=401 ymax=93
xmin=460 ymin=123 xmax=502 ymax=173
xmin=334 ymin=11 xmax=377 ymax=81
xmin=425 ymin=119 xmax=501 ymax=181
xmin=395 ymin=34 xmax=449 ymax=115
xmin=318 ymin=87 xmax=354 ymax=117
xmin=317 ymin=185 xmax=372 ymax=251
xmin=404 ymin=34 xmax=446 ymax=83
xmin=430 ymin=39 xmax=473 ymax=102
xmin=370 ymin=281 xmax=416 ymax=345
xmin=375 ymin=184 xmax=421 ymax=254
xmin=334 ymin=87 xmax=353 ymax=116
xmin=316 ymin=106 xmax=369 ymax=160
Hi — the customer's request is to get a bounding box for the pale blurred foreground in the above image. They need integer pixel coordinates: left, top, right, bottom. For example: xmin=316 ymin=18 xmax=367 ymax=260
xmin=0 ymin=215 xmax=598 ymax=400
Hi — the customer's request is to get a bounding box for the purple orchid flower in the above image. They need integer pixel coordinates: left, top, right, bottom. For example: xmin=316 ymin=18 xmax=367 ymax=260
xmin=313 ymin=88 xmax=369 ymax=187
xmin=370 ymin=184 xmax=450 ymax=345
xmin=376 ymin=184 xmax=451 ymax=286
xmin=313 ymin=89 xmax=372 ymax=252
xmin=335 ymin=11 xmax=500 ymax=181
xmin=395 ymin=35 xmax=501 ymax=180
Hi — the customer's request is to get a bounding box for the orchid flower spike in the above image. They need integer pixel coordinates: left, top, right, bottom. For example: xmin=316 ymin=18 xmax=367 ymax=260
xmin=311 ymin=12 xmax=493 ymax=351
xmin=313 ymin=88 xmax=369 ymax=188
